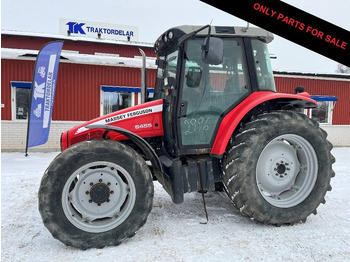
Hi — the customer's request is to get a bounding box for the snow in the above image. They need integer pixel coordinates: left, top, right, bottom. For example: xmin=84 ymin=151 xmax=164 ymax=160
xmin=1 ymin=48 xmax=157 ymax=69
xmin=1 ymin=148 xmax=350 ymax=261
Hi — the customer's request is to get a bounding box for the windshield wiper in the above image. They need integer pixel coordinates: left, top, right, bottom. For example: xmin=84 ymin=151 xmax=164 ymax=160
xmin=178 ymin=24 xmax=211 ymax=45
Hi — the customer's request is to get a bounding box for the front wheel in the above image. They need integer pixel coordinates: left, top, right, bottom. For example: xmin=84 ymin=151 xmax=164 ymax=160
xmin=39 ymin=140 xmax=154 ymax=249
xmin=222 ymin=111 xmax=335 ymax=225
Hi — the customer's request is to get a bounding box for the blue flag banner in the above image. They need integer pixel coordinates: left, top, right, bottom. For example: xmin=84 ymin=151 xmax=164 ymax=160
xmin=26 ymin=41 xmax=63 ymax=151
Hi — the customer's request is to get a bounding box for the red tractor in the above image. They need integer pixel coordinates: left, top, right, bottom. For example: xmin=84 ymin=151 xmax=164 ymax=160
xmin=39 ymin=25 xmax=335 ymax=249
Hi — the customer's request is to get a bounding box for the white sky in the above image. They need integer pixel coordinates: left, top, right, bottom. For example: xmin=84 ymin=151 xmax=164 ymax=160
xmin=1 ymin=0 xmax=349 ymax=73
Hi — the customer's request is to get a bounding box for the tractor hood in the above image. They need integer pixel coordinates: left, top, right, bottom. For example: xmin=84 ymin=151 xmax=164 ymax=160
xmin=61 ymin=99 xmax=164 ymax=150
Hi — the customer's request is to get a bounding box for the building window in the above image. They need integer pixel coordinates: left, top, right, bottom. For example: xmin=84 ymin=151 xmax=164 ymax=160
xmin=103 ymin=91 xmax=132 ymax=114
xmin=309 ymin=96 xmax=337 ymax=125
xmin=101 ymin=86 xmax=155 ymax=115
xmin=101 ymin=86 xmax=137 ymax=115
xmin=11 ymin=82 xmax=32 ymax=120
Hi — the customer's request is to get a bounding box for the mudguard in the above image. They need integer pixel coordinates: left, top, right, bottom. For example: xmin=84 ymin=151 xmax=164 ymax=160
xmin=86 ymin=124 xmax=163 ymax=176
xmin=210 ymin=91 xmax=317 ymax=156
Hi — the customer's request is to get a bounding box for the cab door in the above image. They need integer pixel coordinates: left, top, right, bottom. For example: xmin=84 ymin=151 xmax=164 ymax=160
xmin=178 ymin=38 xmax=250 ymax=152
xmin=153 ymin=47 xmax=181 ymax=154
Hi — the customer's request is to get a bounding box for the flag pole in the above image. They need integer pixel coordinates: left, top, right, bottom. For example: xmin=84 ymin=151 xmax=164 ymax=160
xmin=25 ymin=49 xmax=40 ymax=157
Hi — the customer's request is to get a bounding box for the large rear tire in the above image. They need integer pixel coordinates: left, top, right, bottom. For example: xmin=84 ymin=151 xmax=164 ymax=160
xmin=221 ymin=111 xmax=335 ymax=225
xmin=39 ymin=140 xmax=154 ymax=249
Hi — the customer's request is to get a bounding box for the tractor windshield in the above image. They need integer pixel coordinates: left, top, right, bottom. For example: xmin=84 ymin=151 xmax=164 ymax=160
xmin=153 ymin=47 xmax=179 ymax=100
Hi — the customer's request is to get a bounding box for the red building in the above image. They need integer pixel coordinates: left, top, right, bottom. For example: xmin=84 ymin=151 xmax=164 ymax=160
xmin=1 ymin=30 xmax=350 ymax=151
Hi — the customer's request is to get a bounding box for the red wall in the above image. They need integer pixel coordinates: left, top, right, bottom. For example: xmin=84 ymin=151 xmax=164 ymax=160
xmin=2 ymin=60 xmax=349 ymax=124
xmin=1 ymin=59 xmax=35 ymax=120
xmin=1 ymin=59 xmax=156 ymax=121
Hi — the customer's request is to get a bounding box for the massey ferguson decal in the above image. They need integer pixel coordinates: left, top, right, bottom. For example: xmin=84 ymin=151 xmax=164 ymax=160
xmin=75 ymin=104 xmax=162 ymax=134
xmin=105 ymin=108 xmax=153 ymax=123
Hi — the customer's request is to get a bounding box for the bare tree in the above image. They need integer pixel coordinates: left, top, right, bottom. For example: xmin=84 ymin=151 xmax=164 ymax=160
xmin=336 ymin=63 xmax=350 ymax=74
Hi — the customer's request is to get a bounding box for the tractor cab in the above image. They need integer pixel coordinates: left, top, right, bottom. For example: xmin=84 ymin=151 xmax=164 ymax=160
xmin=152 ymin=25 xmax=276 ymax=156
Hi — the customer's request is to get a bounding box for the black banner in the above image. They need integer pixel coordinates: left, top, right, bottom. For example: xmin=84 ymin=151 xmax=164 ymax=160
xmin=200 ymin=0 xmax=350 ymax=66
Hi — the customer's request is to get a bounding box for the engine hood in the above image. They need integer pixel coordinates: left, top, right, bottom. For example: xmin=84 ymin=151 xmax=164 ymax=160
xmin=61 ymin=99 xmax=164 ymax=150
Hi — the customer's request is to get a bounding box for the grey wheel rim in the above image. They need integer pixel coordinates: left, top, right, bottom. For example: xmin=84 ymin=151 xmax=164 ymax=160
xmin=256 ymin=134 xmax=318 ymax=208
xmin=62 ymin=161 xmax=136 ymax=233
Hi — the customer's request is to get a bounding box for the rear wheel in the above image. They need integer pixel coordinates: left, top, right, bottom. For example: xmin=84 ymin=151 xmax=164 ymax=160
xmin=39 ymin=140 xmax=154 ymax=249
xmin=222 ymin=111 xmax=335 ymax=225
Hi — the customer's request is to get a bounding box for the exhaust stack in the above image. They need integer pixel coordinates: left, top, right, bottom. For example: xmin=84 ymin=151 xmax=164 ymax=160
xmin=138 ymin=48 xmax=147 ymax=104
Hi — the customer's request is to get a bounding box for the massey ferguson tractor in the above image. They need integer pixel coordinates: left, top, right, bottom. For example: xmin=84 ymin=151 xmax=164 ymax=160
xmin=38 ymin=25 xmax=335 ymax=249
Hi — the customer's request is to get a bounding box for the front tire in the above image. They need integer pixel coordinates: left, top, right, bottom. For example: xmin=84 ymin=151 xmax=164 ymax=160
xmin=39 ymin=140 xmax=154 ymax=249
xmin=222 ymin=111 xmax=335 ymax=225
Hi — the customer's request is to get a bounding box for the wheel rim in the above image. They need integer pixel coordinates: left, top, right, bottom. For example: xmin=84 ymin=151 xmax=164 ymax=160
xmin=62 ymin=161 xmax=136 ymax=233
xmin=256 ymin=134 xmax=318 ymax=208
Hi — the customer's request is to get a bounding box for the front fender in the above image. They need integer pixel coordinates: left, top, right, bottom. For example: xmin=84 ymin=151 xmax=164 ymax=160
xmin=210 ymin=91 xmax=316 ymax=157
xmin=86 ymin=124 xmax=163 ymax=177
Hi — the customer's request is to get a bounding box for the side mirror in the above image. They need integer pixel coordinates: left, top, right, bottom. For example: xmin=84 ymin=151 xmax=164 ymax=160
xmin=186 ymin=67 xmax=202 ymax=88
xmin=156 ymin=59 xmax=166 ymax=69
xmin=202 ymin=37 xmax=224 ymax=65
xmin=164 ymin=76 xmax=176 ymax=88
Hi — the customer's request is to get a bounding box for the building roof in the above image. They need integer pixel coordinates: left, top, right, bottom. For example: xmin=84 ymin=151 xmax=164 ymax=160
xmin=274 ymin=70 xmax=350 ymax=81
xmin=1 ymin=30 xmax=157 ymax=68
xmin=1 ymin=47 xmax=157 ymax=69
xmin=1 ymin=29 xmax=154 ymax=48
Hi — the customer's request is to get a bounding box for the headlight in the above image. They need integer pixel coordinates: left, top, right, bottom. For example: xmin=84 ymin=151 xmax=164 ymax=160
xmin=168 ymin=31 xmax=174 ymax=39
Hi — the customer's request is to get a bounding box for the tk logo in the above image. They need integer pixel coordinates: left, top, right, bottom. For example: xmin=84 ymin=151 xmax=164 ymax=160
xmin=66 ymin=22 xmax=86 ymax=34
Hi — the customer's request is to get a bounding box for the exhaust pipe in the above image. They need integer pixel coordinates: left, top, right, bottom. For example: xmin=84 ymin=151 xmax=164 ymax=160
xmin=138 ymin=48 xmax=147 ymax=104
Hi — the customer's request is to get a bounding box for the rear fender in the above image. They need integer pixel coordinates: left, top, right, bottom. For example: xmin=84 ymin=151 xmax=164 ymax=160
xmin=210 ymin=91 xmax=316 ymax=157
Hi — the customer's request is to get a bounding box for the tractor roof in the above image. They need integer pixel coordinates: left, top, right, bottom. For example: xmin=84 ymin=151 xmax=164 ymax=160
xmin=168 ymin=25 xmax=274 ymax=43
xmin=155 ymin=25 xmax=274 ymax=56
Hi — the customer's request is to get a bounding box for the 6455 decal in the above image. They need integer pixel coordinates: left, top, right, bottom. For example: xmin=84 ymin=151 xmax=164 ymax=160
xmin=135 ymin=123 xmax=152 ymax=129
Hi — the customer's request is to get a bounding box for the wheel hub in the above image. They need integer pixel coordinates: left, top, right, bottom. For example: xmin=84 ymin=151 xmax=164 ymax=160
xmin=257 ymin=140 xmax=299 ymax=196
xmin=90 ymin=183 xmax=110 ymax=205
xmin=277 ymin=163 xmax=286 ymax=175
xmin=62 ymin=161 xmax=136 ymax=233
xmin=275 ymin=161 xmax=290 ymax=179
xmin=256 ymin=134 xmax=318 ymax=208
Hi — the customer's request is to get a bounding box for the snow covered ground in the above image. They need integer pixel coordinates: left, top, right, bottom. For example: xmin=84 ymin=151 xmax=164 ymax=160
xmin=1 ymin=148 xmax=350 ymax=262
